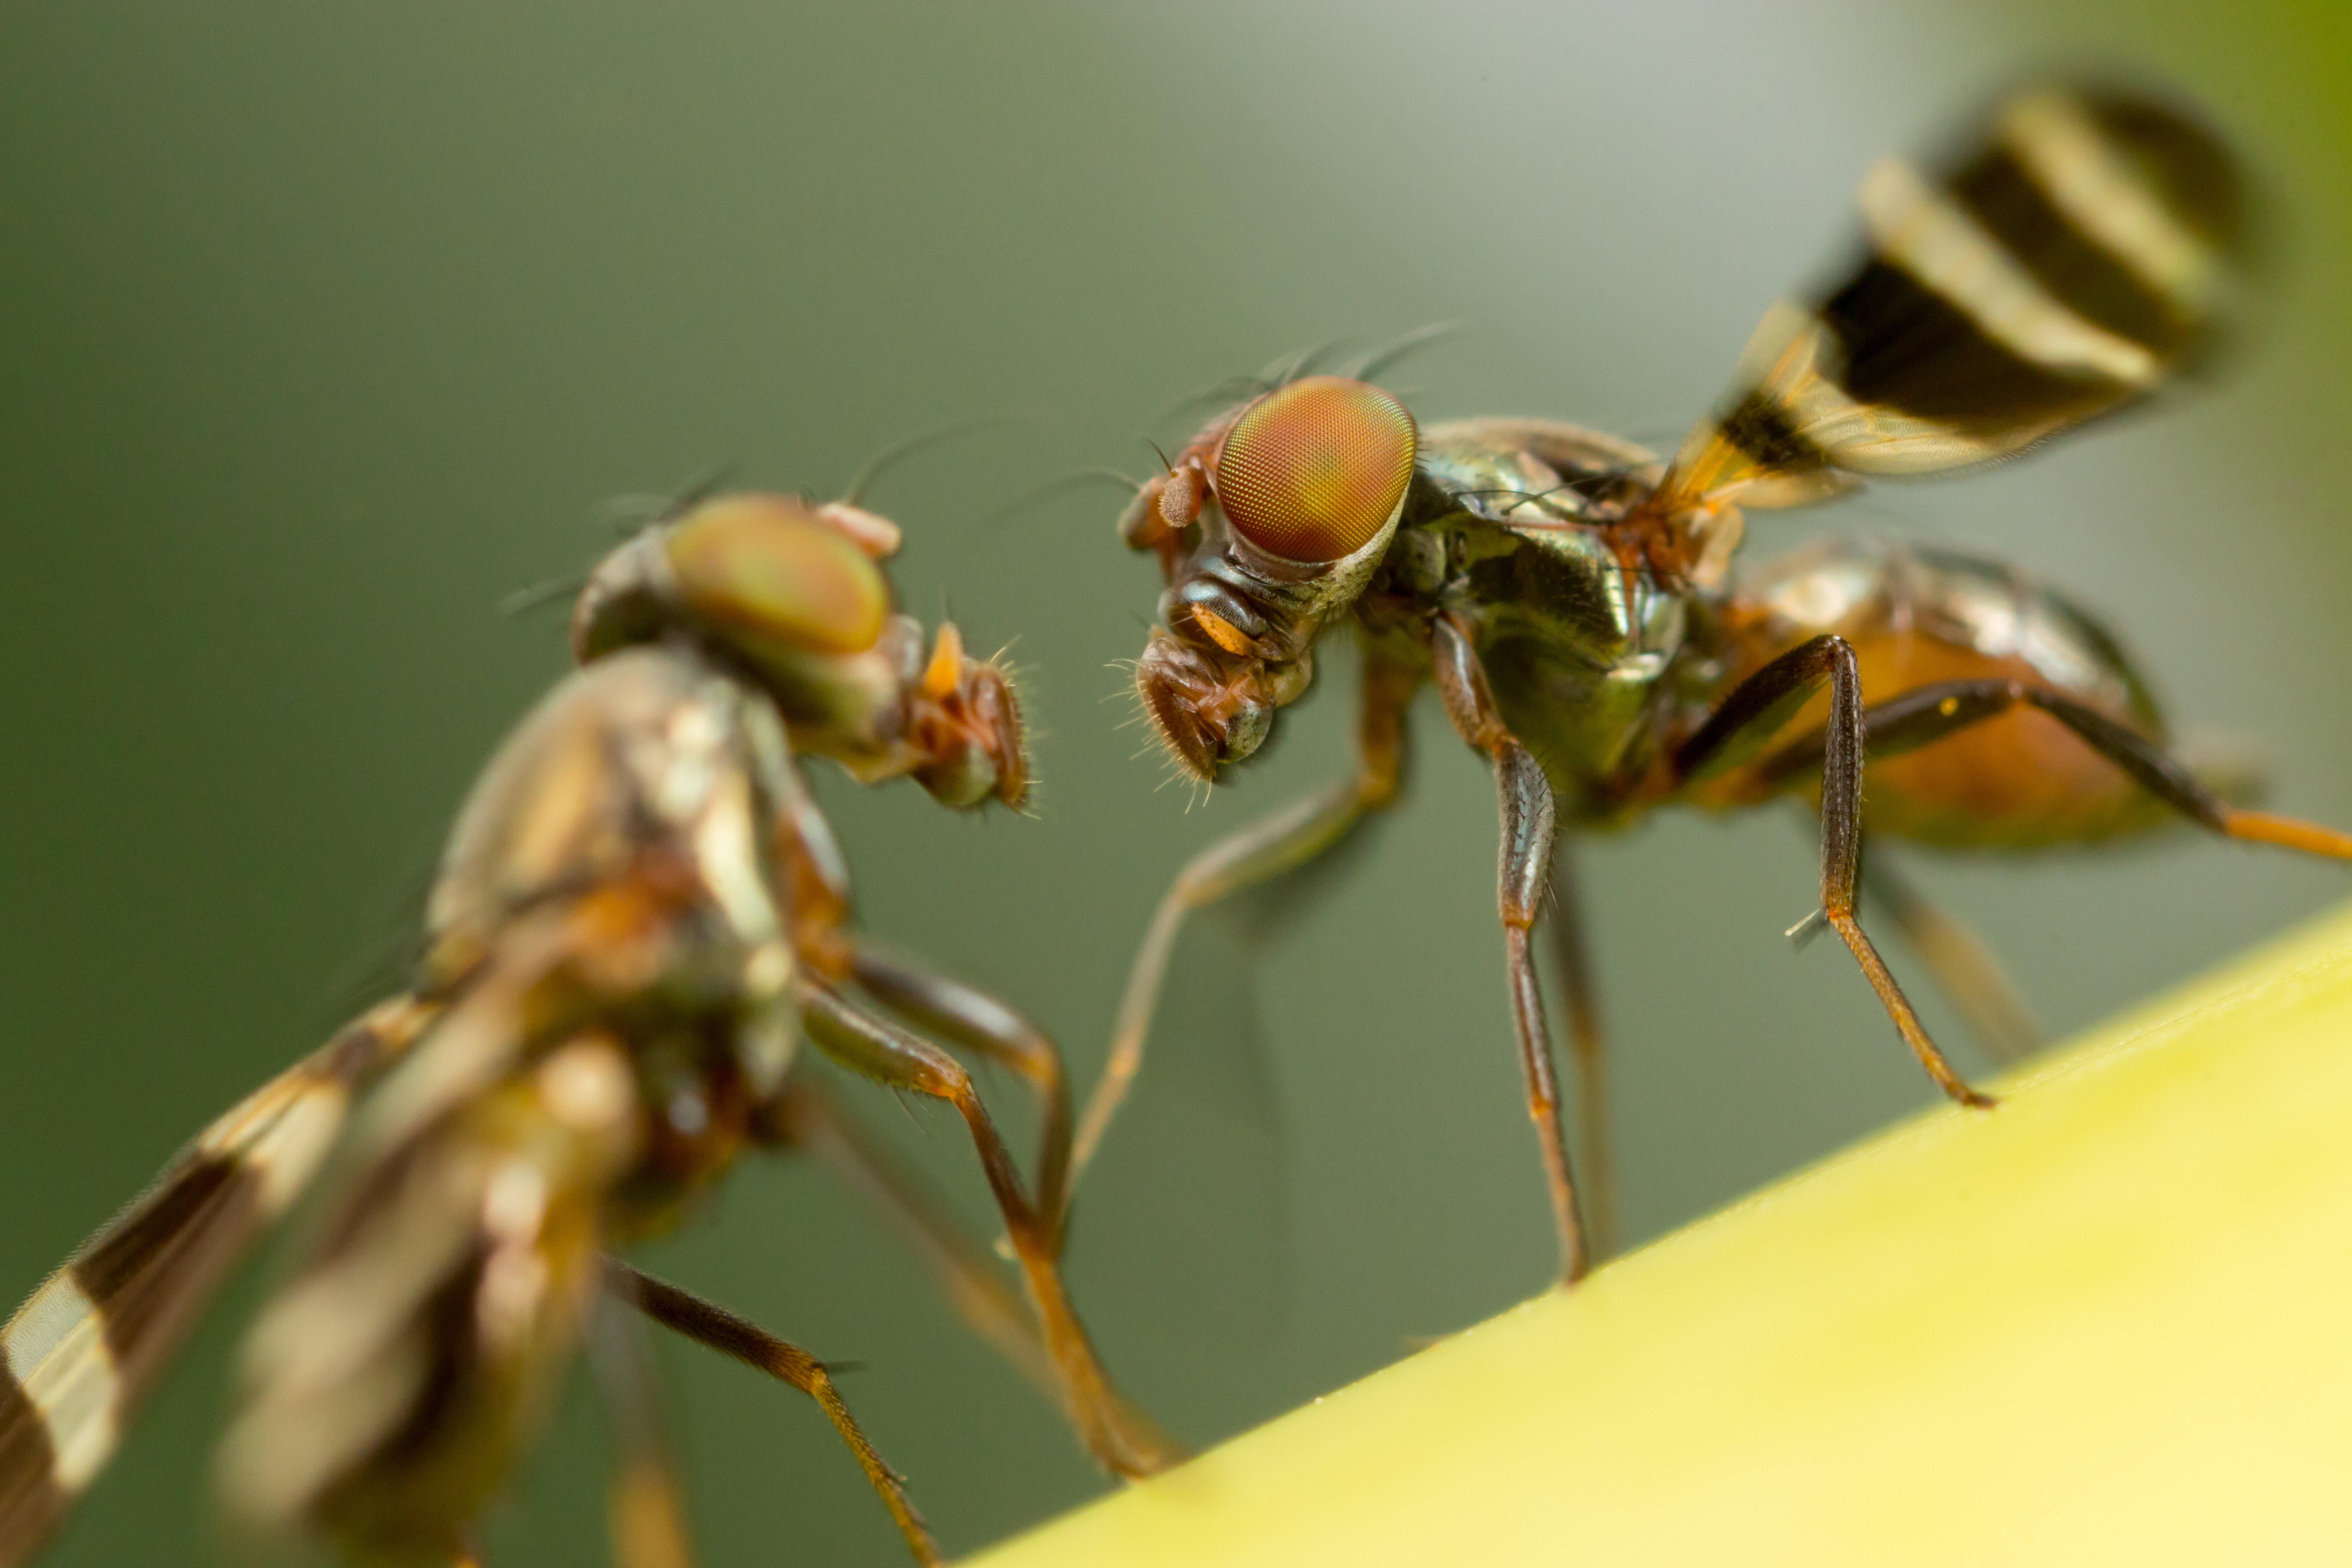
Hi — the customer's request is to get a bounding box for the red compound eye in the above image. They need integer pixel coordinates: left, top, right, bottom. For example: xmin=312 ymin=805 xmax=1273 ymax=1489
xmin=1213 ymin=376 xmax=1417 ymax=563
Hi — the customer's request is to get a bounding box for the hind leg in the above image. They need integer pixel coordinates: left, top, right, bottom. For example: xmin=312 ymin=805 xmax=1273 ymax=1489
xmin=1757 ymin=678 xmax=2352 ymax=863
xmin=1858 ymin=848 xmax=2044 ymax=1067
xmin=1675 ymin=635 xmax=1993 ymax=1109
xmin=606 ymin=1262 xmax=937 ymax=1565
xmin=588 ymin=1286 xmax=698 ymax=1568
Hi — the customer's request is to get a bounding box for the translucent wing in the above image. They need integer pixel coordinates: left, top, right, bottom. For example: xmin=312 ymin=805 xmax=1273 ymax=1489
xmin=0 ymin=997 xmax=429 ymax=1565
xmin=1084 ymin=894 xmax=1293 ymax=1342
xmin=1655 ymin=80 xmax=2255 ymax=517
xmin=1083 ymin=819 xmax=1390 ymax=1346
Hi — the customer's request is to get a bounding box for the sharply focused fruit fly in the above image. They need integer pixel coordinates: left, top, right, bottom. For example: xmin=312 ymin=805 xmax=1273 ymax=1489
xmin=0 ymin=487 xmax=1170 ymax=1568
xmin=1072 ymin=79 xmax=2352 ymax=1284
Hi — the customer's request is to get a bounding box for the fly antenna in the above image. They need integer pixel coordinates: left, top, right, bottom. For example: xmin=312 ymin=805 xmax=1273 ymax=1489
xmin=979 ymin=467 xmax=1145 ymax=534
xmin=1340 ymin=320 xmax=1467 ymax=383
xmin=498 ymin=572 xmax=587 ymax=618
xmin=839 ymin=413 xmax=1041 ymax=507
xmin=600 ymin=463 xmax=733 ymax=537
xmin=1148 ymin=374 xmax=1274 ymax=427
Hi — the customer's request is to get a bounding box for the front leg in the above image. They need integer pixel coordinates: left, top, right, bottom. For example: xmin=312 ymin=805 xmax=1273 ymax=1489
xmin=1430 ymin=614 xmax=1587 ymax=1285
xmin=1544 ymin=843 xmax=1617 ymax=1261
xmin=793 ymin=982 xmax=1180 ymax=1479
xmin=1675 ymin=635 xmax=1993 ymax=1109
xmin=848 ymin=941 xmax=1075 ymax=1236
xmin=1070 ymin=648 xmax=1418 ymax=1190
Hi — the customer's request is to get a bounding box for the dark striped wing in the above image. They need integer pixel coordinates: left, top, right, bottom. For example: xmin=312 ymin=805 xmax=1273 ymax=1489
xmin=1656 ymin=80 xmax=2254 ymax=515
xmin=0 ymin=997 xmax=429 ymax=1565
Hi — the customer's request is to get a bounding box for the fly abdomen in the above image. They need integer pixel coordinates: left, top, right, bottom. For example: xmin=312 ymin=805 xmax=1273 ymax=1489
xmin=1711 ymin=536 xmax=2206 ymax=848
xmin=217 ymin=1031 xmax=641 ymax=1566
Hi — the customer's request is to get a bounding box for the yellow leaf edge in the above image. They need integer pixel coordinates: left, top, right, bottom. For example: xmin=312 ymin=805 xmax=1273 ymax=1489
xmin=970 ymin=897 xmax=2352 ymax=1568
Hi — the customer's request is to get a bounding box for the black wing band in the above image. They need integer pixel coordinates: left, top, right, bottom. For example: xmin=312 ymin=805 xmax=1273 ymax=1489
xmin=1660 ymin=80 xmax=2252 ymax=514
xmin=0 ymin=997 xmax=428 ymax=1567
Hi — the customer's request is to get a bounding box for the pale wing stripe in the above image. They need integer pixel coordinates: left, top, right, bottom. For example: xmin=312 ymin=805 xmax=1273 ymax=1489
xmin=1741 ymin=301 xmax=2017 ymax=476
xmin=3 ymin=1277 xmax=117 ymax=1493
xmin=1999 ymin=89 xmax=2219 ymax=316
xmin=0 ymin=995 xmax=427 ymax=1531
xmin=239 ymin=1077 xmax=352 ymax=1215
xmin=1858 ymin=156 xmax=2162 ymax=389
xmin=0 ymin=1073 xmax=343 ymax=1501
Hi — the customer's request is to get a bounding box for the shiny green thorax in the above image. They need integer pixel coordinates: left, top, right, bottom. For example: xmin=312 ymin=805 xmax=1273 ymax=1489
xmin=1367 ymin=419 xmax=2169 ymax=833
xmin=1371 ymin=419 xmax=1702 ymax=822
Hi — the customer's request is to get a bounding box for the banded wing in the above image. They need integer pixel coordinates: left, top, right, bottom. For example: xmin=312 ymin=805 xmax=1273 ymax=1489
xmin=1655 ymin=80 xmax=2254 ymax=517
xmin=0 ymin=996 xmax=431 ymax=1566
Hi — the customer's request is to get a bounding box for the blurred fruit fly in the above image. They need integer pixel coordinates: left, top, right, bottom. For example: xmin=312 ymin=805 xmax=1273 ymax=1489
xmin=1075 ymin=79 xmax=2352 ymax=1284
xmin=0 ymin=485 xmax=1172 ymax=1568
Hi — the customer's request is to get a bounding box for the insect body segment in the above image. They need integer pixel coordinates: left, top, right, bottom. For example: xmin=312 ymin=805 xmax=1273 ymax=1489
xmin=1707 ymin=538 xmax=2185 ymax=848
xmin=1126 ymin=377 xmax=1419 ymax=781
xmin=1089 ymin=78 xmax=2352 ymax=1288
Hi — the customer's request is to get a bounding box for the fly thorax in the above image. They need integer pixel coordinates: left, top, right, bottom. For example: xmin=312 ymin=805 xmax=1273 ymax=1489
xmin=429 ymin=648 xmax=711 ymax=945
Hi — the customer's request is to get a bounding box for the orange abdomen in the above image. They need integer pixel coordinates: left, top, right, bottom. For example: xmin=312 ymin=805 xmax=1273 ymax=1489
xmin=1709 ymin=537 xmax=2178 ymax=851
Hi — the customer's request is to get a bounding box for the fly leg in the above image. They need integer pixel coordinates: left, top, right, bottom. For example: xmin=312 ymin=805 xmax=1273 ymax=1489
xmin=1544 ymin=843 xmax=1617 ymax=1260
xmin=1675 ymin=635 xmax=1993 ymax=1109
xmin=606 ymin=1262 xmax=939 ymax=1566
xmin=1070 ymin=651 xmax=1418 ymax=1187
xmin=847 ymin=943 xmax=1074 ymax=1237
xmin=1430 ymin=614 xmax=1587 ymax=1284
xmin=763 ymin=1070 xmax=1197 ymax=1487
xmin=587 ymin=1283 xmax=697 ymax=1568
xmin=796 ymin=983 xmax=1180 ymax=1478
xmin=1758 ymin=677 xmax=2352 ymax=862
xmin=1858 ymin=850 xmax=2043 ymax=1067
xmin=763 ymin=1072 xmax=1054 ymax=1393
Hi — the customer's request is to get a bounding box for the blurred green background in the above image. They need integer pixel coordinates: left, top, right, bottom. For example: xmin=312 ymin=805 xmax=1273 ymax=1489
xmin=3 ymin=2 xmax=2349 ymax=1563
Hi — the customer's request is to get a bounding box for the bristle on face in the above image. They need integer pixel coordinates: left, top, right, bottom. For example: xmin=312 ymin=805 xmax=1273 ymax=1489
xmin=905 ymin=623 xmax=1031 ymax=810
xmin=1132 ymin=631 xmax=1274 ymax=782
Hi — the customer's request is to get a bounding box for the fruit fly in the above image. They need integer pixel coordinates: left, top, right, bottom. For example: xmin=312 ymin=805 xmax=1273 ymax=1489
xmin=1071 ymin=79 xmax=2352 ymax=1285
xmin=0 ymin=487 xmax=1171 ymax=1568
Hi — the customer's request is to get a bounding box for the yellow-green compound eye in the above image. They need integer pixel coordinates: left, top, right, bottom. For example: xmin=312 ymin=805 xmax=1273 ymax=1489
xmin=1213 ymin=376 xmax=1417 ymax=563
xmin=663 ymin=494 xmax=890 ymax=655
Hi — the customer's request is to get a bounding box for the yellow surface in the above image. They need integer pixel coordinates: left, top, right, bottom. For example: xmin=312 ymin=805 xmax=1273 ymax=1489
xmin=971 ymin=901 xmax=2352 ymax=1568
